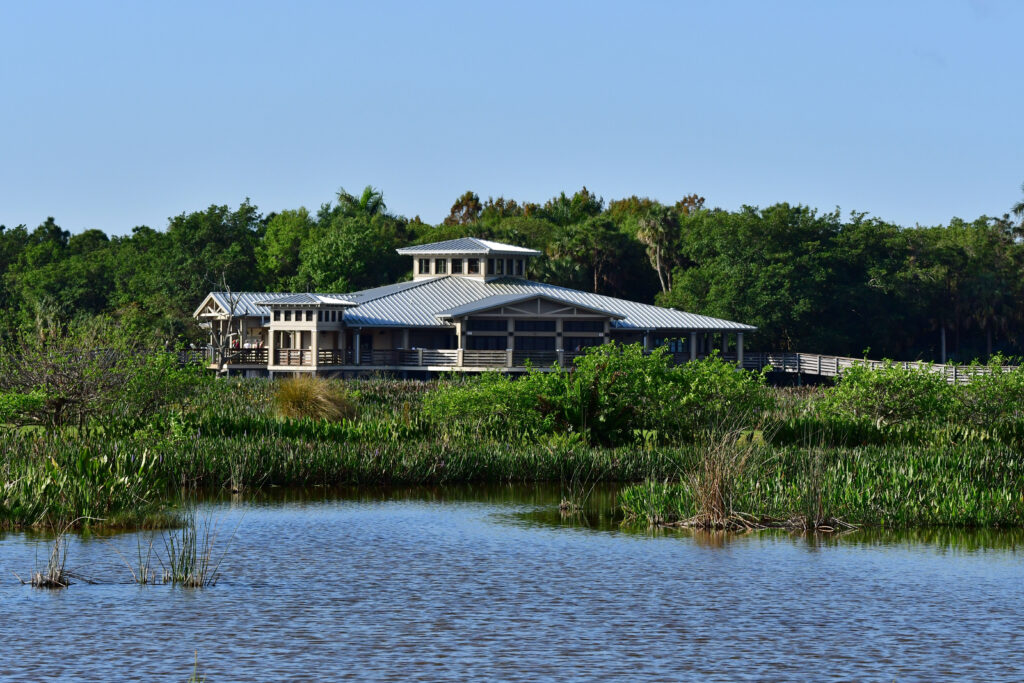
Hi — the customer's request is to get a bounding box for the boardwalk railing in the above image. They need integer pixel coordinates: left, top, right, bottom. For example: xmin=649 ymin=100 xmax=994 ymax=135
xmin=219 ymin=345 xmax=1015 ymax=383
xmin=735 ymin=351 xmax=1018 ymax=384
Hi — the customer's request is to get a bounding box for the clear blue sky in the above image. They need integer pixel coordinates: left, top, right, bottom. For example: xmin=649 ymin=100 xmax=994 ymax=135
xmin=1 ymin=0 xmax=1021 ymax=235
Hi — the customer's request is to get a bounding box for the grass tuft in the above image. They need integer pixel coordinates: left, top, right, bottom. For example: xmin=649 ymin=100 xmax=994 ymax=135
xmin=273 ymin=375 xmax=354 ymax=422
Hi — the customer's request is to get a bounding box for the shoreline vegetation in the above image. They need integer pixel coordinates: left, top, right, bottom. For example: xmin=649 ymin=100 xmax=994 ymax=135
xmin=2 ymin=329 xmax=1023 ymax=534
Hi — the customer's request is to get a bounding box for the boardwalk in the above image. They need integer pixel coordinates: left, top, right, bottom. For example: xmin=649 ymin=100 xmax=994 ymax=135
xmin=735 ymin=351 xmax=1017 ymax=384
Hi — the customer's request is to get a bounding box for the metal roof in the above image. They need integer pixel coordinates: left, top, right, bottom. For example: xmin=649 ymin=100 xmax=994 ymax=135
xmin=436 ymin=292 xmax=625 ymax=320
xmin=254 ymin=293 xmax=358 ymax=307
xmin=396 ymin=237 xmax=542 ymax=256
xmin=198 ymin=278 xmax=756 ymax=332
xmin=341 ymin=276 xmax=756 ymax=331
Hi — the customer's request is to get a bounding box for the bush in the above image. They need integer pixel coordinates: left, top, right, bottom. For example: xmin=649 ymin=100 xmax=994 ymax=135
xmin=274 ymin=376 xmax=354 ymax=421
xmin=422 ymin=344 xmax=774 ymax=446
xmin=817 ymin=360 xmax=952 ymax=426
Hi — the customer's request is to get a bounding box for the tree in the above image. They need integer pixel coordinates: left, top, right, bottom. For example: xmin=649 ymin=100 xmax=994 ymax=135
xmin=539 ymin=187 xmax=604 ymax=227
xmin=443 ymin=191 xmax=483 ymax=226
xmin=257 ymin=208 xmax=317 ymax=290
xmin=636 ymin=205 xmax=680 ymax=293
xmin=336 ymin=186 xmax=387 ymax=218
xmin=550 ymin=217 xmax=631 ymax=294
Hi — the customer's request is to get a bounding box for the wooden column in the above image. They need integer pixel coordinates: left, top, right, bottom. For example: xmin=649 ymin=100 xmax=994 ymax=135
xmin=354 ymin=330 xmax=361 ymax=365
xmin=737 ymin=332 xmax=744 ymax=367
xmin=690 ymin=332 xmax=697 ymax=361
xmin=310 ymin=322 xmax=319 ymax=371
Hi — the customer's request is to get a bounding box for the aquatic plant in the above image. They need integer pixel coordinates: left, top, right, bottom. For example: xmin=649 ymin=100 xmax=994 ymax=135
xmin=160 ymin=508 xmax=230 ymax=588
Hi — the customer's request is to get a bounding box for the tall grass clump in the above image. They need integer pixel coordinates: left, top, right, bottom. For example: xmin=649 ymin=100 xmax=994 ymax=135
xmin=160 ymin=508 xmax=230 ymax=587
xmin=274 ymin=375 xmax=354 ymax=421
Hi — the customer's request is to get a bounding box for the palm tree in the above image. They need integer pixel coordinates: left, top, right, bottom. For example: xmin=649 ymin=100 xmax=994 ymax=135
xmin=336 ymin=185 xmax=386 ymax=218
xmin=637 ymin=205 xmax=677 ymax=293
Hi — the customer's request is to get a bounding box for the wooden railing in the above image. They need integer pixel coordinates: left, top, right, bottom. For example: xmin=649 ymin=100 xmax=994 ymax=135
xmin=226 ymin=344 xmax=1014 ymax=384
xmin=274 ymin=352 xmax=309 ymax=368
xmin=462 ymin=350 xmax=507 ymax=367
xmin=225 ymin=348 xmax=268 ymax=365
xmin=737 ymin=351 xmax=1019 ymax=384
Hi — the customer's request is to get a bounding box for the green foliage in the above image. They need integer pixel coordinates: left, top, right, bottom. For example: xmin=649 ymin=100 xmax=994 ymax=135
xmin=423 ymin=345 xmax=773 ymax=446
xmin=817 ymin=361 xmax=953 ymax=425
xmin=621 ymin=443 xmax=1024 ymax=529
xmin=1 ymin=435 xmax=169 ymax=529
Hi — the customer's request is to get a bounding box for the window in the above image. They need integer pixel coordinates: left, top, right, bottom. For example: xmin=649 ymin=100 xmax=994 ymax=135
xmin=467 ymin=319 xmax=507 ymax=332
xmin=515 ymin=259 xmax=524 ymax=276
xmin=331 ymin=310 xmax=337 ymax=322
xmin=435 ymin=258 xmax=447 ymax=274
xmin=564 ymin=320 xmax=604 ymax=332
xmin=305 ymin=310 xmax=313 ymax=321
xmin=418 ymin=258 xmax=431 ymax=275
xmin=318 ymin=311 xmax=323 ymax=322
xmin=284 ymin=310 xmax=292 ymax=321
xmin=515 ymin=320 xmax=556 ymax=332
xmin=467 ymin=258 xmax=480 ymax=274
xmin=451 ymin=258 xmax=463 ymax=274
xmin=274 ymin=310 xmax=280 ymax=321
xmin=487 ymin=258 xmax=495 ymax=275
xmin=515 ymin=336 xmax=555 ymax=351
xmin=506 ymin=258 xmax=514 ymax=275
xmin=496 ymin=259 xmax=505 ymax=275
xmin=467 ymin=335 xmax=507 ymax=350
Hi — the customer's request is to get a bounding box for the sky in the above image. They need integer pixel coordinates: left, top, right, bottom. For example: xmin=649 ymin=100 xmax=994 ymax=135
xmin=1 ymin=0 xmax=1022 ymax=235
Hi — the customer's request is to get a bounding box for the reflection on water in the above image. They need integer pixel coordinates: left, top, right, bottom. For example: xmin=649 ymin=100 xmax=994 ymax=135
xmin=1 ymin=484 xmax=1021 ymax=681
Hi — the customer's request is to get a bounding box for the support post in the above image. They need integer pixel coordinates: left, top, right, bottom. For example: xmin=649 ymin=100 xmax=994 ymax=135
xmin=402 ymin=328 xmax=410 ymax=350
xmin=643 ymin=330 xmax=652 ymax=352
xmin=354 ymin=330 xmax=361 ymax=365
xmin=690 ymin=332 xmax=697 ymax=362
xmin=310 ymin=324 xmax=319 ymax=370
xmin=267 ymin=323 xmax=276 ymax=368
xmin=721 ymin=332 xmax=728 ymax=355
xmin=736 ymin=332 xmax=744 ymax=367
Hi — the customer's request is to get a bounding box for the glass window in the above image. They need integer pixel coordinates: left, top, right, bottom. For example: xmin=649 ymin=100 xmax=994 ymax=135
xmin=467 ymin=319 xmax=507 ymax=332
xmin=331 ymin=310 xmax=337 ymax=322
xmin=515 ymin=320 xmax=556 ymax=332
xmin=467 ymin=335 xmax=507 ymax=350
xmin=317 ymin=311 xmax=323 ymax=322
xmin=564 ymin=320 xmax=605 ymax=332
xmin=305 ymin=310 xmax=313 ymax=321
xmin=284 ymin=310 xmax=291 ymax=321
xmin=419 ymin=258 xmax=431 ymax=275
xmin=274 ymin=310 xmax=280 ymax=321
xmin=451 ymin=259 xmax=463 ymax=274
xmin=487 ymin=258 xmax=495 ymax=275
xmin=496 ymin=259 xmax=505 ymax=275
xmin=467 ymin=258 xmax=480 ymax=274
xmin=515 ymin=259 xmax=524 ymax=276
xmin=435 ymin=258 xmax=447 ymax=274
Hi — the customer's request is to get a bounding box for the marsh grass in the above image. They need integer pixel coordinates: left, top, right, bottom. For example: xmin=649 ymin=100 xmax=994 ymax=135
xmin=274 ymin=375 xmax=354 ymax=421
xmin=159 ymin=507 xmax=238 ymax=588
xmin=16 ymin=521 xmax=97 ymax=588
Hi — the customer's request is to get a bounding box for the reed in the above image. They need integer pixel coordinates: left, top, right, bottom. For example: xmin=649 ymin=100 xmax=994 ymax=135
xmin=273 ymin=375 xmax=354 ymax=421
xmin=160 ymin=508 xmax=229 ymax=588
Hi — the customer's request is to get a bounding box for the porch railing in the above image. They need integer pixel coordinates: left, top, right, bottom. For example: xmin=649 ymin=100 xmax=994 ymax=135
xmin=274 ymin=349 xmax=312 ymax=366
xmin=225 ymin=348 xmax=268 ymax=365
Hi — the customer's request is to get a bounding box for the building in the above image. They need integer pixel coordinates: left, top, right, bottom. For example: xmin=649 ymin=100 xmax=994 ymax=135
xmin=192 ymin=237 xmax=755 ymax=377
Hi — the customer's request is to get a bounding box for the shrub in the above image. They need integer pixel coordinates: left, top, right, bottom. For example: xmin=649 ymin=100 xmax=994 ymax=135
xmin=274 ymin=375 xmax=354 ymax=421
xmin=817 ymin=360 xmax=952 ymax=426
xmin=422 ymin=344 xmax=774 ymax=446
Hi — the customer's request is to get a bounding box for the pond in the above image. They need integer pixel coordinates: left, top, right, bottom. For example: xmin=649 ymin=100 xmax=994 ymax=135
xmin=1 ymin=485 xmax=1021 ymax=681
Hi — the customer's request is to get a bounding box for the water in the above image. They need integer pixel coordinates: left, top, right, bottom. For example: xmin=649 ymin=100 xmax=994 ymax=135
xmin=1 ymin=485 xmax=1021 ymax=681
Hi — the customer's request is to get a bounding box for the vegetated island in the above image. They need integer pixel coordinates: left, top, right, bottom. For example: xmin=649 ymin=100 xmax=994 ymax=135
xmin=2 ymin=322 xmax=1022 ymax=533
